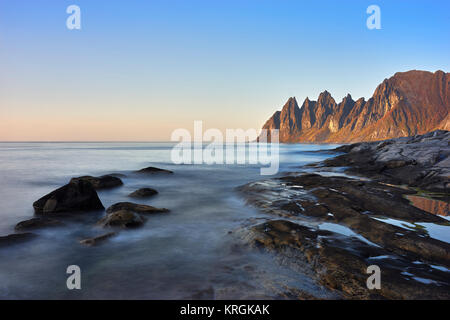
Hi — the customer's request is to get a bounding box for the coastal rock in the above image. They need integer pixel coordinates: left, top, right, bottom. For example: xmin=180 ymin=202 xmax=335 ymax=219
xmin=0 ymin=233 xmax=37 ymax=247
xmin=106 ymin=202 xmax=169 ymax=214
xmin=324 ymin=130 xmax=450 ymax=192
xmin=70 ymin=175 xmax=123 ymax=190
xmin=15 ymin=217 xmax=63 ymax=231
xmin=240 ymin=173 xmax=450 ymax=266
xmin=80 ymin=232 xmax=117 ymax=246
xmin=98 ymin=210 xmax=145 ymax=228
xmin=128 ymin=188 xmax=158 ymax=198
xmin=136 ymin=167 xmax=173 ymax=174
xmin=241 ymin=220 xmax=450 ymax=299
xmin=33 ymin=180 xmax=105 ymax=214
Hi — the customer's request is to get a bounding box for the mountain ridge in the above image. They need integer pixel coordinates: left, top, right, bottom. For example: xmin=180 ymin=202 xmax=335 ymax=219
xmin=261 ymin=70 xmax=449 ymax=143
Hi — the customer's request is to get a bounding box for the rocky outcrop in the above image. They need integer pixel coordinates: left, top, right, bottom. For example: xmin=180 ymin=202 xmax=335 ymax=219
xmin=33 ymin=180 xmax=105 ymax=214
xmin=322 ymin=130 xmax=450 ymax=192
xmin=98 ymin=202 xmax=169 ymax=229
xmin=261 ymin=70 xmax=449 ymax=142
xmin=128 ymin=188 xmax=158 ymax=198
xmin=70 ymin=175 xmax=123 ymax=190
xmin=15 ymin=217 xmax=63 ymax=231
xmin=238 ymin=173 xmax=450 ymax=299
xmin=136 ymin=167 xmax=173 ymax=174
xmin=98 ymin=210 xmax=145 ymax=228
xmin=243 ymin=220 xmax=450 ymax=299
xmin=238 ymin=130 xmax=450 ymax=298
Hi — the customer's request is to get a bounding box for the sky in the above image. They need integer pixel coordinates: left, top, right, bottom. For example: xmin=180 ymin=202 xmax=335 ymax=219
xmin=0 ymin=0 xmax=449 ymax=141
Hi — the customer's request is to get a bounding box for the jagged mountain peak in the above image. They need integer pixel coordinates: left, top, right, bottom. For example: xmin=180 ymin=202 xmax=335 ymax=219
xmin=281 ymin=97 xmax=299 ymax=110
xmin=261 ymin=70 xmax=449 ymax=142
xmin=342 ymin=93 xmax=353 ymax=101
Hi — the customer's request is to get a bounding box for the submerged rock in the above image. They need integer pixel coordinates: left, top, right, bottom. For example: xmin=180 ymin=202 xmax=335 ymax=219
xmin=80 ymin=232 xmax=117 ymax=246
xmin=136 ymin=166 xmax=173 ymax=174
xmin=106 ymin=202 xmax=169 ymax=214
xmin=15 ymin=217 xmax=63 ymax=231
xmin=33 ymin=180 xmax=105 ymax=214
xmin=0 ymin=233 xmax=37 ymax=247
xmin=128 ymin=188 xmax=158 ymax=198
xmin=70 ymin=175 xmax=123 ymax=190
xmin=98 ymin=210 xmax=145 ymax=228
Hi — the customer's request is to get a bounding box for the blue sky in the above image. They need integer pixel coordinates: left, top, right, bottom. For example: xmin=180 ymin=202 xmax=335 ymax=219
xmin=0 ymin=0 xmax=449 ymax=140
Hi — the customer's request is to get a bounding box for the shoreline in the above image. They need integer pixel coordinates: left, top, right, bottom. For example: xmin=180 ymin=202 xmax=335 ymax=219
xmin=237 ymin=130 xmax=450 ymax=299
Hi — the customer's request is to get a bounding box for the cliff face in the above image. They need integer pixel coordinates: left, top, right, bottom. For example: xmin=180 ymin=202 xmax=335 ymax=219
xmin=261 ymin=70 xmax=449 ymax=142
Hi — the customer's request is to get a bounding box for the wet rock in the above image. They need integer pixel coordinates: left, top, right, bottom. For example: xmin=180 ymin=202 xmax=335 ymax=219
xmin=80 ymin=232 xmax=117 ymax=246
xmin=70 ymin=175 xmax=123 ymax=190
xmin=0 ymin=233 xmax=37 ymax=247
xmin=33 ymin=180 xmax=105 ymax=214
xmin=15 ymin=217 xmax=63 ymax=231
xmin=136 ymin=166 xmax=173 ymax=174
xmin=106 ymin=202 xmax=169 ymax=214
xmin=240 ymin=174 xmax=450 ymax=266
xmin=98 ymin=210 xmax=145 ymax=228
xmin=128 ymin=188 xmax=158 ymax=198
xmin=237 ymin=130 xmax=450 ymax=299
xmin=241 ymin=220 xmax=450 ymax=299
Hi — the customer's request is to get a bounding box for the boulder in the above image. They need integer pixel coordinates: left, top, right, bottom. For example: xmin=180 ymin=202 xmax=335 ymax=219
xmin=98 ymin=210 xmax=145 ymax=228
xmin=70 ymin=175 xmax=123 ymax=190
xmin=106 ymin=202 xmax=169 ymax=214
xmin=15 ymin=217 xmax=63 ymax=231
xmin=128 ymin=188 xmax=158 ymax=198
xmin=33 ymin=180 xmax=105 ymax=214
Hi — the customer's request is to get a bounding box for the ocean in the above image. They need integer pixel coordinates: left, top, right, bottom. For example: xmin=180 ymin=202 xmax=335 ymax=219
xmin=0 ymin=142 xmax=340 ymax=299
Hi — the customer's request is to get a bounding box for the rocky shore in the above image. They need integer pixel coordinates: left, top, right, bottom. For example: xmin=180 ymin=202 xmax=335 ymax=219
xmin=322 ymin=130 xmax=450 ymax=193
xmin=237 ymin=130 xmax=450 ymax=299
xmin=0 ymin=168 xmax=172 ymax=248
xmin=1 ymin=131 xmax=448 ymax=299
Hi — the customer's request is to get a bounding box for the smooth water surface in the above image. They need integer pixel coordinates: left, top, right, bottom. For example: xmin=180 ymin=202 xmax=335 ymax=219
xmin=0 ymin=142 xmax=338 ymax=299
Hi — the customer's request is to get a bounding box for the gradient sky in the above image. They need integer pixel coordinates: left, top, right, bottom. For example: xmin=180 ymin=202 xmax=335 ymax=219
xmin=1 ymin=0 xmax=449 ymax=141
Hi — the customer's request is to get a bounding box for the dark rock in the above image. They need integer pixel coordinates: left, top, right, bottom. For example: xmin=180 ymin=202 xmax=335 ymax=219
xmin=243 ymin=174 xmax=450 ymax=264
xmin=15 ymin=217 xmax=63 ymax=231
xmin=98 ymin=210 xmax=145 ymax=228
xmin=128 ymin=188 xmax=158 ymax=198
xmin=241 ymin=220 xmax=450 ymax=299
xmin=80 ymin=232 xmax=117 ymax=246
xmin=33 ymin=180 xmax=105 ymax=214
xmin=106 ymin=202 xmax=169 ymax=214
xmin=70 ymin=175 xmax=123 ymax=190
xmin=0 ymin=233 xmax=36 ymax=247
xmin=239 ymin=130 xmax=450 ymax=299
xmin=136 ymin=167 xmax=173 ymax=174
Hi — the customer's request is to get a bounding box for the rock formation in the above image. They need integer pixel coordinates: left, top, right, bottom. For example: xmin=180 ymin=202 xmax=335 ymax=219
xmin=261 ymin=70 xmax=449 ymax=142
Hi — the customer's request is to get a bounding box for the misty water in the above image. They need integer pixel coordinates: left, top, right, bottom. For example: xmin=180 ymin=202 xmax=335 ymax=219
xmin=0 ymin=142 xmax=341 ymax=299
